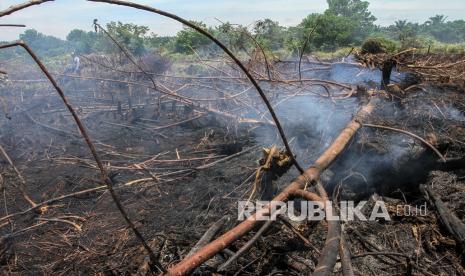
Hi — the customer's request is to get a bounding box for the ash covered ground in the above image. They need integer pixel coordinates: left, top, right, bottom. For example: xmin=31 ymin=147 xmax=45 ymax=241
xmin=0 ymin=51 xmax=464 ymax=275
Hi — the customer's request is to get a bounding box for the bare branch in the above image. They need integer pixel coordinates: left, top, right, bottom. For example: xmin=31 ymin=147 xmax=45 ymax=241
xmin=0 ymin=0 xmax=54 ymax=17
xmin=299 ymin=19 xmax=320 ymax=82
xmin=0 ymin=24 xmax=26 ymax=27
xmin=362 ymin=123 xmax=446 ymax=162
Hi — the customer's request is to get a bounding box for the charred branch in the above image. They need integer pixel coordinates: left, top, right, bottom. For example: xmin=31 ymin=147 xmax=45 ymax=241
xmin=420 ymin=184 xmax=465 ymax=248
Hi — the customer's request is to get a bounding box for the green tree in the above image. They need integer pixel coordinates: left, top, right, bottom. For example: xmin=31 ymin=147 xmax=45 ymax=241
xmin=326 ymin=0 xmax=376 ymax=42
xmin=422 ymin=15 xmax=465 ymax=43
xmin=19 ymin=29 xmax=69 ymax=58
xmin=66 ymin=29 xmax=97 ymax=54
xmin=426 ymin=15 xmax=447 ymax=26
xmin=105 ymin=21 xmax=149 ymax=55
xmin=253 ymin=19 xmax=286 ymax=50
xmin=146 ymin=33 xmax=174 ymax=50
xmin=213 ymin=22 xmax=251 ymax=52
xmin=393 ymin=21 xmax=421 ymax=49
xmin=288 ymin=0 xmax=377 ymax=53
xmin=173 ymin=21 xmax=211 ymax=54
xmin=293 ymin=11 xmax=358 ymax=52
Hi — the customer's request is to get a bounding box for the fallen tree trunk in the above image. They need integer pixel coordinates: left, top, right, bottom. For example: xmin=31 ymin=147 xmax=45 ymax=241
xmin=167 ymin=99 xmax=376 ymax=275
xmin=313 ymin=183 xmax=341 ymax=276
xmin=339 ymin=225 xmax=355 ymax=276
xmin=420 ymin=184 xmax=465 ymax=248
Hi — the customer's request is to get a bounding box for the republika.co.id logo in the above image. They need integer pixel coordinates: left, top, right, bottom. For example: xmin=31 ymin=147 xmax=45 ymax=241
xmin=237 ymin=200 xmax=427 ymax=221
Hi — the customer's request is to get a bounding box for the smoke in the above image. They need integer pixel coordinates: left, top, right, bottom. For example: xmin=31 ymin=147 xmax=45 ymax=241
xmin=445 ymin=106 xmax=465 ymax=122
xmin=330 ymin=63 xmax=381 ymax=84
xmin=2 ymin=50 xmax=462 ymax=201
xmin=249 ymin=58 xmax=453 ymax=199
xmin=329 ymin=62 xmax=407 ymax=87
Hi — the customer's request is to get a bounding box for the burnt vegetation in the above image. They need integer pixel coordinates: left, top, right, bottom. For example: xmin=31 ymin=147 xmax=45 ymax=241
xmin=0 ymin=0 xmax=465 ymax=275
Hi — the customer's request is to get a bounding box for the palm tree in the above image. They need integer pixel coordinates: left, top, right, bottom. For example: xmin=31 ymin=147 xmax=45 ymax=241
xmin=426 ymin=15 xmax=447 ymax=26
xmin=394 ymin=20 xmax=408 ymax=32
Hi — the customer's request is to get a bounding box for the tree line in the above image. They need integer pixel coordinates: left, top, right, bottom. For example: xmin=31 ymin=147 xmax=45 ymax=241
xmin=2 ymin=0 xmax=465 ymax=59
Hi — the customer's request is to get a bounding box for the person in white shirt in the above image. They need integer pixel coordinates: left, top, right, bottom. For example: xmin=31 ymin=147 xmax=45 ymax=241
xmin=73 ymin=55 xmax=81 ymax=74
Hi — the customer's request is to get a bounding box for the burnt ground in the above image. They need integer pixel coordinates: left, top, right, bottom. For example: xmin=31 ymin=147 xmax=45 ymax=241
xmin=0 ymin=53 xmax=464 ymax=275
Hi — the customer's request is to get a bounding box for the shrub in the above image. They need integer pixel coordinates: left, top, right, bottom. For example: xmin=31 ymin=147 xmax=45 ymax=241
xmin=361 ymin=37 xmax=398 ymax=54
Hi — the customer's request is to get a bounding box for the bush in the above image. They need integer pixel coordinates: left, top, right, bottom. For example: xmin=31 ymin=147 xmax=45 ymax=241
xmin=361 ymin=38 xmax=384 ymax=54
xmin=361 ymin=37 xmax=398 ymax=54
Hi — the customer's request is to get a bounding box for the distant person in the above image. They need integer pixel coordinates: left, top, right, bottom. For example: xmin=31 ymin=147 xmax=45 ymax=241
xmin=73 ymin=54 xmax=81 ymax=74
xmin=63 ymin=53 xmax=81 ymax=75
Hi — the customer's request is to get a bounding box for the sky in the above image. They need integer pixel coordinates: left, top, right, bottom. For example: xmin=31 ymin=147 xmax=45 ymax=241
xmin=1 ymin=0 xmax=465 ymax=41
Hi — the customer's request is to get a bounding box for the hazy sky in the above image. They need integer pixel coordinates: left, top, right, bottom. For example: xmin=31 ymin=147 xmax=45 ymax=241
xmin=1 ymin=0 xmax=465 ymax=41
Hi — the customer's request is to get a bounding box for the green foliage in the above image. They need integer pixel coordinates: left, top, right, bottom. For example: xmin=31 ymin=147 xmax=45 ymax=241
xmin=145 ymin=34 xmax=174 ymax=51
xmin=327 ymin=0 xmax=376 ymax=36
xmin=361 ymin=37 xmax=398 ymax=54
xmin=253 ymin=19 xmax=286 ymax=51
xmin=20 ymin=29 xmax=70 ymax=58
xmin=395 ymin=21 xmax=422 ymax=49
xmin=287 ymin=0 xmax=377 ymax=53
xmin=173 ymin=21 xmax=211 ymax=54
xmin=213 ymin=22 xmax=252 ymax=52
xmin=361 ymin=38 xmax=384 ymax=54
xmin=424 ymin=16 xmax=465 ymax=43
xmin=67 ymin=29 xmax=98 ymax=54
xmin=304 ymin=12 xmax=358 ymax=51
xmin=68 ymin=21 xmax=161 ymax=56
xmin=379 ymin=15 xmax=465 ymax=47
xmin=105 ymin=21 xmax=149 ymax=55
xmin=3 ymin=4 xmax=465 ymax=62
xmin=420 ymin=41 xmax=465 ymax=54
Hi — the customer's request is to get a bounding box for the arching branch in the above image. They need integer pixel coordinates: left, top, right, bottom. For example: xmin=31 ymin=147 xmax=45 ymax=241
xmin=0 ymin=0 xmax=54 ymax=17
